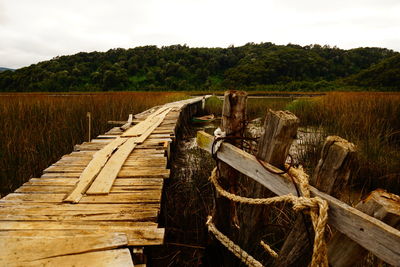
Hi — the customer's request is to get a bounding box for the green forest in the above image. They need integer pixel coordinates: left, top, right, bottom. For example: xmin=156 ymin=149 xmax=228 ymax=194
xmin=0 ymin=43 xmax=399 ymax=92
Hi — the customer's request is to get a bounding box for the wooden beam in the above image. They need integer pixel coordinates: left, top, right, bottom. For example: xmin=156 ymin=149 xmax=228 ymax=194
xmin=196 ymin=131 xmax=400 ymax=265
xmin=328 ymin=189 xmax=400 ymax=266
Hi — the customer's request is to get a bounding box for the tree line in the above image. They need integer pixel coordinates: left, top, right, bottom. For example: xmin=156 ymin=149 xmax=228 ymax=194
xmin=0 ymin=43 xmax=398 ymax=92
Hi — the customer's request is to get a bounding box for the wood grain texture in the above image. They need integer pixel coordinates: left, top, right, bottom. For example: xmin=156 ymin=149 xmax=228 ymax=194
xmin=9 ymin=249 xmax=134 ymax=267
xmin=0 ymin=232 xmax=128 ymax=262
xmin=63 ymin=137 xmax=128 ymax=203
xmin=197 ymin=131 xmax=400 ymax=265
xmin=328 ymin=189 xmax=400 ymax=266
xmin=0 ymin=96 xmax=208 ymax=266
xmin=275 ymin=135 xmax=356 ymax=267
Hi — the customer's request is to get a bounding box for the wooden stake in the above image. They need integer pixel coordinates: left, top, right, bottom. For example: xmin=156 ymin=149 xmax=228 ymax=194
xmin=214 ymin=90 xmax=247 ymax=265
xmin=328 ymin=189 xmax=400 ymax=266
xmin=275 ymin=136 xmax=357 ymax=267
xmin=257 ymin=110 xmax=299 ymax=168
xmin=87 ymin=112 xmax=91 ymax=142
xmin=240 ymin=110 xmax=299 ymax=252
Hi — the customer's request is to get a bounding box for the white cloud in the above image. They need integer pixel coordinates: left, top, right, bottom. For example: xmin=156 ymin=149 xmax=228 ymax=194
xmin=0 ymin=0 xmax=399 ymax=68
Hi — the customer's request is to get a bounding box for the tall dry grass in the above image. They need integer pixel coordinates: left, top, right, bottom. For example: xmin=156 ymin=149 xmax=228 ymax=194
xmin=287 ymin=92 xmax=400 ymax=194
xmin=205 ymin=96 xmax=292 ymax=120
xmin=0 ymin=92 xmax=187 ymax=196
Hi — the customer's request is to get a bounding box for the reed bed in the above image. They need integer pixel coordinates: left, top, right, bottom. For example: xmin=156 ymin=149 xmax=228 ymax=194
xmin=287 ymin=92 xmax=400 ymax=195
xmin=205 ymin=96 xmax=292 ymax=120
xmin=0 ymin=92 xmax=187 ymax=196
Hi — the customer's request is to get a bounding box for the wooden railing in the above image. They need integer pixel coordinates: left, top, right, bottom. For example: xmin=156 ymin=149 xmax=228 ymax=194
xmin=196 ymin=90 xmax=400 ymax=266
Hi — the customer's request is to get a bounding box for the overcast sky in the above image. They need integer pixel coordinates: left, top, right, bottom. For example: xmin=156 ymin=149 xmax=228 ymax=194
xmin=1 ymin=0 xmax=399 ymax=69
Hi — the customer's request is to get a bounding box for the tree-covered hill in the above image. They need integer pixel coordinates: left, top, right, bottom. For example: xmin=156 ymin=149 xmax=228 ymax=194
xmin=344 ymin=54 xmax=400 ymax=90
xmin=0 ymin=43 xmax=397 ymax=92
xmin=0 ymin=67 xmax=14 ymax=73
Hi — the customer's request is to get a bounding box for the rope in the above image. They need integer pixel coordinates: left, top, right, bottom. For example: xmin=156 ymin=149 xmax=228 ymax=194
xmin=260 ymin=240 xmax=278 ymax=259
xmin=206 ymin=216 xmax=264 ymax=267
xmin=207 ymin=167 xmax=329 ymax=267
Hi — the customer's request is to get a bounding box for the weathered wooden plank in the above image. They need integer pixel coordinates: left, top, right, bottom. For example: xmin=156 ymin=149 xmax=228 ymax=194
xmin=62 ymin=151 xmax=95 ymax=157
xmin=44 ymin=166 xmax=85 ymax=173
xmin=197 ymin=131 xmax=400 ymax=265
xmin=118 ymin=168 xmax=170 ymax=178
xmin=0 ymin=209 xmax=157 ymax=221
xmin=41 ymin=173 xmax=83 ymax=178
xmin=2 ymin=191 xmax=162 ymax=204
xmin=16 ymin=185 xmax=73 ymax=193
xmin=26 ymin=177 xmax=162 ymax=187
xmin=52 ymin=157 xmax=167 ymax=167
xmin=122 ymin=107 xmax=172 ymax=137
xmin=80 ymin=191 xmax=162 ymax=204
xmin=0 ymin=228 xmax=165 ymax=246
xmin=0 ymin=232 xmax=128 ymax=262
xmin=0 ymin=203 xmax=160 ymax=211
xmin=86 ymin=138 xmax=137 ymax=195
xmin=15 ymin=184 xmax=162 ymax=193
xmin=42 ymin=168 xmax=169 ymax=178
xmin=64 ymin=137 xmax=129 ymax=203
xmin=74 ymin=142 xmax=107 ymax=151
xmin=328 ymin=189 xmax=400 ymax=266
xmin=97 ymin=134 xmax=119 ymax=139
xmin=25 ymin=178 xmax=78 ymax=186
xmin=11 ymin=248 xmax=134 ymax=267
xmin=0 ymin=220 xmax=157 ymax=230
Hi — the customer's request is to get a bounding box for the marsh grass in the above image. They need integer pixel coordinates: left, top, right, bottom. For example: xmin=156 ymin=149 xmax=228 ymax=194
xmin=205 ymin=96 xmax=292 ymax=121
xmin=0 ymin=92 xmax=187 ymax=196
xmin=287 ymin=92 xmax=400 ymax=194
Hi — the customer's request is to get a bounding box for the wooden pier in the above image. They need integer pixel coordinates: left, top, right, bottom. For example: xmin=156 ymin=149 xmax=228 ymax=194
xmin=0 ymin=96 xmax=209 ymax=267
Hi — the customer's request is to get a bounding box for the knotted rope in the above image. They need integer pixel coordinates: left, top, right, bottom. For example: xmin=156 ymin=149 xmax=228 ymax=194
xmin=207 ymin=166 xmax=329 ymax=267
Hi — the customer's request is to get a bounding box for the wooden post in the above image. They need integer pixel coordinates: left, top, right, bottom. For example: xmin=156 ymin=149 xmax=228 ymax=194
xmin=328 ymin=189 xmax=400 ymax=266
xmin=275 ymin=136 xmax=357 ymax=267
xmin=240 ymin=110 xmax=299 ymax=249
xmin=86 ymin=112 xmax=91 ymax=142
xmin=213 ymin=90 xmax=247 ymax=264
xmin=256 ymin=110 xmax=299 ymax=168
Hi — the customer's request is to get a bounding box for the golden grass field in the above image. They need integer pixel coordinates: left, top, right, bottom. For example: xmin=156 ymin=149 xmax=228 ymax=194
xmin=0 ymin=91 xmax=399 ymax=197
xmin=0 ymin=92 xmax=187 ymax=196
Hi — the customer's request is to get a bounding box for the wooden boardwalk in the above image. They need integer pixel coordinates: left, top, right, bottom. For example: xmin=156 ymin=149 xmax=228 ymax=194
xmin=0 ymin=96 xmax=208 ymax=267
